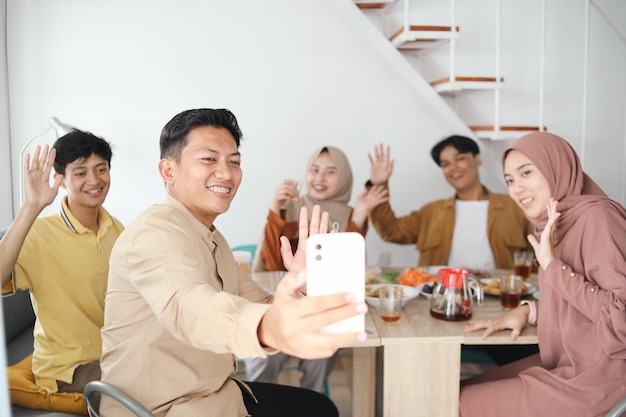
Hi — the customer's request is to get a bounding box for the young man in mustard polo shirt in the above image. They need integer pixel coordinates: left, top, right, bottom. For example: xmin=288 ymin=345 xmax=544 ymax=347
xmin=0 ymin=130 xmax=124 ymax=414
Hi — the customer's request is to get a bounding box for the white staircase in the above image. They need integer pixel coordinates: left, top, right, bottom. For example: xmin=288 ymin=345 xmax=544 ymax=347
xmin=353 ymin=0 xmax=546 ymax=140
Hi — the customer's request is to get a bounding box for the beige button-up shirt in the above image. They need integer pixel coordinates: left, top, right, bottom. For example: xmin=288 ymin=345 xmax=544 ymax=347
xmin=101 ymin=195 xmax=274 ymax=417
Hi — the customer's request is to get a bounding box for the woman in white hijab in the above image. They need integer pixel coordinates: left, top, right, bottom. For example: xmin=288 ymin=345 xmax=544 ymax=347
xmin=246 ymin=145 xmax=379 ymax=394
xmin=254 ymin=146 xmax=371 ymax=272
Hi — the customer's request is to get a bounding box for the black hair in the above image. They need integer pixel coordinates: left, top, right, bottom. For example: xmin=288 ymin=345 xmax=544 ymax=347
xmin=430 ymin=135 xmax=480 ymax=166
xmin=159 ymin=108 xmax=243 ymax=161
xmin=52 ymin=130 xmax=113 ymax=175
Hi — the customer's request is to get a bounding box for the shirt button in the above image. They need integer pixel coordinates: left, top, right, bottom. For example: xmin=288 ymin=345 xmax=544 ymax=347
xmin=562 ymin=265 xmax=567 ymax=270
xmin=570 ymin=272 xmax=575 ymax=277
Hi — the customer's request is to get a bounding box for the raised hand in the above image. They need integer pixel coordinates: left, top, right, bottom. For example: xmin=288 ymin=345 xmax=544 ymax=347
xmin=270 ymin=179 xmax=300 ymax=214
xmin=357 ymin=185 xmax=389 ymax=211
xmin=279 ymin=205 xmax=329 ymax=273
xmin=351 ymin=185 xmax=390 ymax=229
xmin=368 ymin=144 xmax=394 ymax=185
xmin=23 ymin=145 xmax=63 ymax=209
xmin=528 ymin=197 xmax=560 ymax=270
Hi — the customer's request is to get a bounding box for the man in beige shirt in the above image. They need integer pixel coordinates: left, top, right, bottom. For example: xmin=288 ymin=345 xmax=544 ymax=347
xmin=101 ymin=108 xmax=368 ymax=417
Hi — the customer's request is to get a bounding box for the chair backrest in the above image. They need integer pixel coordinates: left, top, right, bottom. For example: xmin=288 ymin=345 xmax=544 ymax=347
xmin=84 ymin=380 xmax=154 ymax=417
xmin=231 ymin=244 xmax=257 ymax=259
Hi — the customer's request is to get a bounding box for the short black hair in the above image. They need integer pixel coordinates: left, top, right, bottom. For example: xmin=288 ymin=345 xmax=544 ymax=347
xmin=160 ymin=108 xmax=243 ymax=161
xmin=52 ymin=130 xmax=113 ymax=175
xmin=430 ymin=135 xmax=480 ymax=166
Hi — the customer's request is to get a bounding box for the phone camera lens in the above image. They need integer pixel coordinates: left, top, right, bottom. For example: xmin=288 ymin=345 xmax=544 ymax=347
xmin=315 ymin=244 xmax=322 ymax=250
xmin=315 ymin=254 xmax=322 ymax=261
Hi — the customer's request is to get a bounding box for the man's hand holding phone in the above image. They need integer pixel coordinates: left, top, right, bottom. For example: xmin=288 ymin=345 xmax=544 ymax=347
xmin=258 ymin=205 xmax=368 ymax=359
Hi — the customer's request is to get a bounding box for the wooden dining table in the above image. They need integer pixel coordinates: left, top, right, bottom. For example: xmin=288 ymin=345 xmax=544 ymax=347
xmin=251 ymin=269 xmax=538 ymax=417
xmin=371 ymin=269 xmax=539 ymax=417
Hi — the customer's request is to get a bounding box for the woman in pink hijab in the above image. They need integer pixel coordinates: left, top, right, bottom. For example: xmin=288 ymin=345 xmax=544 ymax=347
xmin=460 ymin=132 xmax=626 ymax=417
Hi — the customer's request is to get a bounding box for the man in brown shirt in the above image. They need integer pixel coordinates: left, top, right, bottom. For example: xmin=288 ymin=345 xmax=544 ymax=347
xmin=101 ymin=108 xmax=368 ymax=417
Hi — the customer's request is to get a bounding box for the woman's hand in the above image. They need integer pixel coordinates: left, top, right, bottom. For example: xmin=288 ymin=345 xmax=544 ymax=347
xmin=351 ymin=185 xmax=389 ymax=228
xmin=528 ymin=197 xmax=560 ymax=270
xmin=464 ymin=305 xmax=530 ymax=341
xmin=270 ymin=179 xmax=300 ymax=214
xmin=279 ymin=205 xmax=329 ymax=273
xmin=368 ymin=144 xmax=394 ymax=185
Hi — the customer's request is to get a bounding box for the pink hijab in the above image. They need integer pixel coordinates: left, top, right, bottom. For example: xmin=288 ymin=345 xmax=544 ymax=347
xmin=503 ymin=132 xmax=626 ymax=243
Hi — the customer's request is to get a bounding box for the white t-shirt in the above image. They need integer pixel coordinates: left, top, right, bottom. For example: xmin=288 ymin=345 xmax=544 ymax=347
xmin=447 ymin=200 xmax=495 ymax=272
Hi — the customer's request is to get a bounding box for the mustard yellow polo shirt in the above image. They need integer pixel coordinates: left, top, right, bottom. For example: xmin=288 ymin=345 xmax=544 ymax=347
xmin=13 ymin=196 xmax=124 ymax=392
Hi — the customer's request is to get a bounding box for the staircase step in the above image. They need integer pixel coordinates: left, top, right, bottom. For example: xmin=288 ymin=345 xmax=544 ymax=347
xmin=431 ymin=76 xmax=504 ymax=94
xmin=390 ymin=25 xmax=459 ymax=50
xmin=471 ymin=126 xmax=547 ymax=141
xmin=355 ymin=1 xmax=395 ymax=10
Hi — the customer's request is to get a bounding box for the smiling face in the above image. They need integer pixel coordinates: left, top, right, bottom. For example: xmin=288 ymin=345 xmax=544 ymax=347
xmin=58 ymin=153 xmax=111 ymax=211
xmin=159 ymin=125 xmax=242 ymax=227
xmin=305 ymin=152 xmax=340 ymax=201
xmin=503 ymin=149 xmax=552 ymax=219
xmin=438 ymin=145 xmax=482 ymax=193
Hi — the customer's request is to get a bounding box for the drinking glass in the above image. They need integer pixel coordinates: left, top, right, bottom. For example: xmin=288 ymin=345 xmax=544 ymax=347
xmin=379 ymin=286 xmax=403 ymax=323
xmin=500 ymin=275 xmax=523 ymax=310
xmin=513 ymin=250 xmax=533 ymax=280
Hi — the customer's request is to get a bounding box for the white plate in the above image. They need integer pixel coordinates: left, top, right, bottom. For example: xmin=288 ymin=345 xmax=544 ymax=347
xmin=480 ymin=278 xmax=537 ymax=297
xmin=532 ymin=290 xmax=540 ymax=300
xmin=423 ymin=265 xmax=449 ymax=276
xmin=365 ymin=284 xmax=421 ymax=308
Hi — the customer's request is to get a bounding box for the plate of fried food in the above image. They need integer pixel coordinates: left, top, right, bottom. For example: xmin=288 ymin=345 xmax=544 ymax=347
xmin=480 ymin=278 xmax=537 ymax=297
xmin=365 ymin=284 xmax=421 ymax=308
xmin=397 ymin=267 xmax=439 ymax=287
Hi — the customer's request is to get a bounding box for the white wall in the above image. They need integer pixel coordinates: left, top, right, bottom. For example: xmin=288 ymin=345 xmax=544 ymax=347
xmin=2 ymin=0 xmax=626 ymax=269
xmin=0 ymin=0 xmax=13 ymax=228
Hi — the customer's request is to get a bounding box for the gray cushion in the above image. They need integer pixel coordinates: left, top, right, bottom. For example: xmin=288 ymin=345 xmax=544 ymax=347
xmin=11 ymin=405 xmax=83 ymax=417
xmin=1 ymin=226 xmax=36 ymax=343
xmin=3 ymin=289 xmax=35 ymax=344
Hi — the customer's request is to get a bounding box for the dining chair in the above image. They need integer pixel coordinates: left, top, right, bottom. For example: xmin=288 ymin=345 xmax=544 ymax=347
xmin=84 ymin=380 xmax=154 ymax=417
xmin=231 ymin=244 xmax=258 ymax=259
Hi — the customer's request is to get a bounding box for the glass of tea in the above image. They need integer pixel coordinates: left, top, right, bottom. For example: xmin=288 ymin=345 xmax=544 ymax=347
xmin=500 ymin=275 xmax=523 ymax=310
xmin=290 ymin=180 xmax=302 ymax=200
xmin=513 ymin=250 xmax=533 ymax=280
xmin=379 ymin=285 xmax=403 ymax=323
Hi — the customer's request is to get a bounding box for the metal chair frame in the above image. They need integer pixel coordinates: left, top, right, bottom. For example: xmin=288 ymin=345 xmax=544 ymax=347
xmin=606 ymin=397 xmax=626 ymax=417
xmin=84 ymin=380 xmax=154 ymax=417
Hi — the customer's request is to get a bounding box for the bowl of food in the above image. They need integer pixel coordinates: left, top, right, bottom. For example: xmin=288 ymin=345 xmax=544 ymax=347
xmin=365 ymin=267 xmax=382 ymax=284
xmin=365 ymin=284 xmax=421 ymax=308
xmin=480 ymin=278 xmax=537 ymax=297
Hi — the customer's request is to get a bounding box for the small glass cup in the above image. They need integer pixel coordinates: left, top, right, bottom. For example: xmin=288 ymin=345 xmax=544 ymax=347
xmin=500 ymin=275 xmax=523 ymax=310
xmin=513 ymin=250 xmax=534 ymax=280
xmin=290 ymin=181 xmax=302 ymax=200
xmin=379 ymin=286 xmax=403 ymax=323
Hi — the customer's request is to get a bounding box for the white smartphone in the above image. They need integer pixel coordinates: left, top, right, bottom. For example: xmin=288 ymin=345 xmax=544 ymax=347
xmin=306 ymin=232 xmax=365 ymax=334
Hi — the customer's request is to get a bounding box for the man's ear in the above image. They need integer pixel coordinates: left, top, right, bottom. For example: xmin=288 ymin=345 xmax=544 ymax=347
xmin=158 ymin=158 xmax=175 ymax=184
xmin=53 ymin=172 xmax=66 ymax=189
xmin=474 ymin=153 xmax=482 ymax=168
